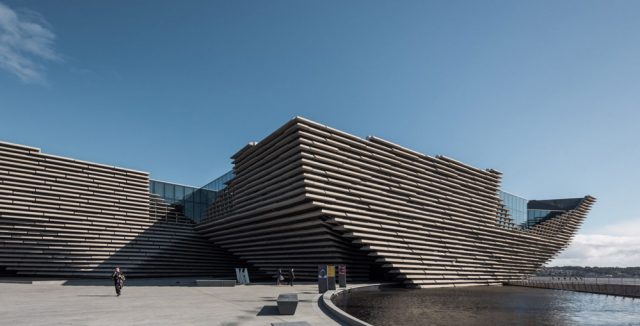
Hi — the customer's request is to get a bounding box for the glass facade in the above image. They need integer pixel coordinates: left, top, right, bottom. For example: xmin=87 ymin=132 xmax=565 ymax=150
xmin=151 ymin=170 xmax=573 ymax=229
xmin=498 ymin=191 xmax=527 ymax=225
xmin=202 ymin=170 xmax=234 ymax=192
xmin=499 ymin=191 xmax=571 ymax=229
xmin=525 ymin=209 xmax=563 ymax=229
xmin=150 ymin=171 xmax=234 ymax=223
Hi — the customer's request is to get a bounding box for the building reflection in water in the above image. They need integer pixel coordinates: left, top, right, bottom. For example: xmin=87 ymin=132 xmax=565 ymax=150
xmin=333 ymin=286 xmax=640 ymax=326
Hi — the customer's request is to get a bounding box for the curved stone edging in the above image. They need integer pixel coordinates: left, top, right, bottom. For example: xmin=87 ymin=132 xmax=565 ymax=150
xmin=320 ymin=284 xmax=389 ymax=326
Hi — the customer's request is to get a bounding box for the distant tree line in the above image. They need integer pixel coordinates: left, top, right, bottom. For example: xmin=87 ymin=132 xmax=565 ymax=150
xmin=536 ymin=266 xmax=640 ymax=278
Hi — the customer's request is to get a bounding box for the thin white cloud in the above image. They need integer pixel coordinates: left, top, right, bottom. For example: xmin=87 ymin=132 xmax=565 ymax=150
xmin=0 ymin=2 xmax=60 ymax=84
xmin=549 ymin=219 xmax=640 ymax=267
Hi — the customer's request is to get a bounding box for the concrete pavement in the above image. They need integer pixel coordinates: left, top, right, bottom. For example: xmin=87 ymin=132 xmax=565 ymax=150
xmin=0 ymin=280 xmax=347 ymax=325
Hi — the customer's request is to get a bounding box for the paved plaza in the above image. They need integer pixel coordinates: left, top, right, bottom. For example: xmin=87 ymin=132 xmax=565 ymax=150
xmin=0 ymin=279 xmax=345 ymax=326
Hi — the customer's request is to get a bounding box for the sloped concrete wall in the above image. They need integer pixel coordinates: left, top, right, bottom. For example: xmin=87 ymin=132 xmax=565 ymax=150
xmin=0 ymin=141 xmax=237 ymax=277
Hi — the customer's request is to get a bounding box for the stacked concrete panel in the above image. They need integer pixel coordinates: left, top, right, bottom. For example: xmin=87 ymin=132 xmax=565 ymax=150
xmin=0 ymin=116 xmax=595 ymax=285
xmin=196 ymin=122 xmax=379 ymax=281
xmin=0 ymin=141 xmax=238 ymax=277
xmin=197 ymin=117 xmax=595 ymax=287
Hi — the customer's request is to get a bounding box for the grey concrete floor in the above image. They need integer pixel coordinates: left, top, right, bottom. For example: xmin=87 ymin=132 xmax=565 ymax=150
xmin=0 ymin=281 xmax=345 ymax=326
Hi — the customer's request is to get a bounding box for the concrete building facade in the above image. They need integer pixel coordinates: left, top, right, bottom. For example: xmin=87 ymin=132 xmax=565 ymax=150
xmin=0 ymin=142 xmax=238 ymax=278
xmin=0 ymin=117 xmax=594 ymax=286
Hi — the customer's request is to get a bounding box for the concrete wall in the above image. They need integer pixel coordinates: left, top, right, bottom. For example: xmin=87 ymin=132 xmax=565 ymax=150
xmin=196 ymin=120 xmax=377 ymax=281
xmin=0 ymin=141 xmax=237 ymax=277
xmin=0 ymin=116 xmax=596 ymax=283
xmin=197 ymin=117 xmax=595 ymax=287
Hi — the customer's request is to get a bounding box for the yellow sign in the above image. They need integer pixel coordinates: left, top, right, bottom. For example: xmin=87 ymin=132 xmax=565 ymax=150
xmin=327 ymin=265 xmax=335 ymax=277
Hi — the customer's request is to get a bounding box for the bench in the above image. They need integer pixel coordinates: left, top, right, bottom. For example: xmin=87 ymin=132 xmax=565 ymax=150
xmin=195 ymin=280 xmax=236 ymax=287
xmin=276 ymin=293 xmax=298 ymax=315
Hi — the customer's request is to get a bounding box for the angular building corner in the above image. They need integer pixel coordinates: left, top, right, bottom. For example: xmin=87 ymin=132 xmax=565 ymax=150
xmin=0 ymin=116 xmax=594 ymax=286
xmin=195 ymin=116 xmax=596 ymax=287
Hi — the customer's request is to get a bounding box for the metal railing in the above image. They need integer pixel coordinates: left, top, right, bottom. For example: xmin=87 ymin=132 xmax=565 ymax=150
xmin=508 ymin=276 xmax=640 ymax=298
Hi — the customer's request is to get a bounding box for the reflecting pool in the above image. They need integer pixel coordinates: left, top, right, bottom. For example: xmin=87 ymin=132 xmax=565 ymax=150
xmin=333 ymin=286 xmax=640 ymax=326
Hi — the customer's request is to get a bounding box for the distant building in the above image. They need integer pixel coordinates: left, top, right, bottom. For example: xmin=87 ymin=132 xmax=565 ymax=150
xmin=0 ymin=117 xmax=595 ymax=287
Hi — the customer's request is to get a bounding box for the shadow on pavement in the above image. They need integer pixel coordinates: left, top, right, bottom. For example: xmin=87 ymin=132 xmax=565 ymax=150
xmin=59 ymin=277 xmax=236 ymax=287
xmin=256 ymin=305 xmax=280 ymax=316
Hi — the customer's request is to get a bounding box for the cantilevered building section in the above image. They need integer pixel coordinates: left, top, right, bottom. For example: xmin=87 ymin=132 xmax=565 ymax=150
xmin=196 ymin=117 xmax=595 ymax=288
xmin=0 ymin=117 xmax=594 ymax=285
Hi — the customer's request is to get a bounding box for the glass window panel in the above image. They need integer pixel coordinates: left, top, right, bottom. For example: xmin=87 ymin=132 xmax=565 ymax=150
xmin=182 ymin=188 xmax=192 ymax=201
xmin=185 ymin=202 xmax=194 ymax=219
xmin=165 ymin=184 xmax=175 ymax=201
xmin=194 ymin=205 xmax=202 ymax=220
xmin=156 ymin=182 xmax=165 ymax=197
xmin=206 ymin=190 xmax=216 ymax=202
xmin=175 ymin=186 xmax=185 ymax=201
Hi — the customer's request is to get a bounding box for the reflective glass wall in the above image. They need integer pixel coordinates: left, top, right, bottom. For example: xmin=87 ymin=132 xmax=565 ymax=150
xmin=202 ymin=170 xmax=234 ymax=192
xmin=150 ymin=180 xmax=217 ymax=223
xmin=150 ymin=171 xmax=234 ymax=223
xmin=498 ymin=191 xmax=573 ymax=229
xmin=525 ymin=209 xmax=563 ymax=229
xmin=499 ymin=191 xmax=528 ymax=225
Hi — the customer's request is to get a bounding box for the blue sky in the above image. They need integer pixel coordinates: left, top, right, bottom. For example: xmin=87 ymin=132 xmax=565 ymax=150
xmin=1 ymin=1 xmax=639 ymax=266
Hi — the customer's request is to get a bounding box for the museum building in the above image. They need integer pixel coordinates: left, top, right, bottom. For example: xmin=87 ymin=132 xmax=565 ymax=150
xmin=0 ymin=117 xmax=594 ymax=287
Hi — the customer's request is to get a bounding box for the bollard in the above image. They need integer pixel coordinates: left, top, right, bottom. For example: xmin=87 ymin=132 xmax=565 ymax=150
xmin=338 ymin=264 xmax=347 ymax=288
xmin=327 ymin=265 xmax=336 ymax=291
xmin=318 ymin=265 xmax=328 ymax=294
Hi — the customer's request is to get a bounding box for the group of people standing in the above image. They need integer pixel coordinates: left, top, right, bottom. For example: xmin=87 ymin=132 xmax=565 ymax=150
xmin=276 ymin=268 xmax=295 ymax=286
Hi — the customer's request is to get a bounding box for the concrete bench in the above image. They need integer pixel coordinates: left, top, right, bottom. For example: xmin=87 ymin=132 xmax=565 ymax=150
xmin=195 ymin=280 xmax=236 ymax=287
xmin=276 ymin=293 xmax=298 ymax=315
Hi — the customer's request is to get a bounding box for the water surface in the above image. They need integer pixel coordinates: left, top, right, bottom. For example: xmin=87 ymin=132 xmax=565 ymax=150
xmin=333 ymin=285 xmax=640 ymax=326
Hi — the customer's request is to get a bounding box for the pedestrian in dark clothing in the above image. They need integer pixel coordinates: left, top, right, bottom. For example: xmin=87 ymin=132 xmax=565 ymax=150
xmin=112 ymin=266 xmax=126 ymax=296
xmin=277 ymin=268 xmax=284 ymax=286
xmin=288 ymin=268 xmax=295 ymax=286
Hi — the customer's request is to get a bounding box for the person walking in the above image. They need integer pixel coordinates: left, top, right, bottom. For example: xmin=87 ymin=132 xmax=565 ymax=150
xmin=112 ymin=266 xmax=126 ymax=296
xmin=277 ymin=268 xmax=284 ymax=286
xmin=287 ymin=267 xmax=295 ymax=286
